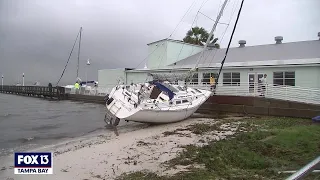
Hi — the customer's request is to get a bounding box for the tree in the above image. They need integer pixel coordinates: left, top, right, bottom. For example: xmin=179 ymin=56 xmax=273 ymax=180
xmin=183 ymin=26 xmax=220 ymax=48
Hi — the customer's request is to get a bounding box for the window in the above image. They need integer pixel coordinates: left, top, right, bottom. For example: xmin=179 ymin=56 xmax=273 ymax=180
xmin=176 ymin=101 xmax=181 ymax=104
xmin=162 ymin=83 xmax=179 ymax=92
xmin=273 ymin=72 xmax=295 ymax=86
xmin=188 ymin=73 xmax=198 ymax=85
xmin=182 ymin=99 xmax=189 ymax=103
xmin=177 ymin=86 xmax=184 ymax=91
xmin=194 ymin=88 xmax=202 ymax=93
xmin=223 ymin=72 xmax=240 ymax=86
xmin=202 ymin=72 xmax=218 ymax=85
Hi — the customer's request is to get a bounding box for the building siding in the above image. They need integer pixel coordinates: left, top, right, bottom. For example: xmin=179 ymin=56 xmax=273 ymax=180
xmin=166 ymin=41 xmax=203 ymax=68
xmin=146 ymin=40 xmax=203 ymax=69
xmin=200 ymin=66 xmax=320 ymax=88
xmin=98 ymin=69 xmax=125 ymax=88
xmin=146 ymin=41 xmax=167 ymax=69
xmin=123 ymin=66 xmax=320 ymax=88
xmin=126 ymin=72 xmax=149 ymax=84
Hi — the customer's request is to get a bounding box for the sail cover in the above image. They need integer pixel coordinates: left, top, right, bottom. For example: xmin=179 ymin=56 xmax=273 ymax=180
xmin=152 ymin=82 xmax=175 ymax=100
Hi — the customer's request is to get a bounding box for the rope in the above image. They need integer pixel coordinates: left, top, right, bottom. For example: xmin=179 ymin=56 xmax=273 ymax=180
xmin=192 ymin=0 xmax=229 ymax=71
xmin=169 ymin=0 xmax=197 ymax=38
xmin=134 ymin=0 xmax=197 ymax=69
xmin=174 ymin=11 xmax=199 ymax=70
xmin=156 ymin=44 xmax=168 ymax=69
xmin=134 ymin=44 xmax=163 ymax=69
xmin=207 ymin=0 xmax=240 ymax=68
xmin=56 ymin=27 xmax=81 ymax=86
xmin=175 ymin=0 xmax=210 ymax=71
xmin=172 ymin=0 xmax=209 ymax=84
xmin=215 ymin=0 xmax=245 ymax=91
xmin=198 ymin=11 xmax=229 ymax=26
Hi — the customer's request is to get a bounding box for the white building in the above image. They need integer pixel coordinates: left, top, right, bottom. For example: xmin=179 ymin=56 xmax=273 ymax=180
xmin=98 ymin=33 xmax=320 ymax=104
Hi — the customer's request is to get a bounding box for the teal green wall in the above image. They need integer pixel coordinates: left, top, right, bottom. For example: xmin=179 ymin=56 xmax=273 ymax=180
xmin=146 ymin=40 xmax=203 ymax=69
xmin=201 ymin=65 xmax=320 ymax=88
xmin=124 ymin=65 xmax=320 ymax=89
xmin=166 ymin=41 xmax=203 ymax=68
xmin=98 ymin=69 xmax=125 ymax=88
xmin=146 ymin=41 xmax=167 ymax=69
xmin=126 ymin=72 xmax=149 ymax=84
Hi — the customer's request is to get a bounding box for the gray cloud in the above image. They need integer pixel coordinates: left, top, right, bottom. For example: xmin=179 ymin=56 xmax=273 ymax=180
xmin=0 ymin=0 xmax=319 ymax=85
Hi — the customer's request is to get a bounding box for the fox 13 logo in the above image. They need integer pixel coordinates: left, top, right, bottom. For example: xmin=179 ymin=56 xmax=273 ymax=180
xmin=14 ymin=152 xmax=53 ymax=174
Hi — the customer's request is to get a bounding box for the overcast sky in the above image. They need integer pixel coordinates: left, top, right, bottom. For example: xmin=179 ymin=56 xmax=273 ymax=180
xmin=0 ymin=0 xmax=319 ymax=85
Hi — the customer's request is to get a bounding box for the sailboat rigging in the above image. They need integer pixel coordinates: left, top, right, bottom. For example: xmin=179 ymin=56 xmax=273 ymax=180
xmin=103 ymin=0 xmax=244 ymax=135
xmin=56 ymin=27 xmax=82 ymax=86
xmin=215 ymin=0 xmax=244 ymax=90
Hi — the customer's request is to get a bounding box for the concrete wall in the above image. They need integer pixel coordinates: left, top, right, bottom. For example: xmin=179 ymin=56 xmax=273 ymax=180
xmin=64 ymin=94 xmax=320 ymax=118
xmin=199 ymin=95 xmax=320 ymax=118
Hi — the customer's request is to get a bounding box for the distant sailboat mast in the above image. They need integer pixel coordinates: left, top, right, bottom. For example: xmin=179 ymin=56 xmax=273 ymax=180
xmin=77 ymin=27 xmax=82 ymax=80
xmin=56 ymin=27 xmax=83 ymax=86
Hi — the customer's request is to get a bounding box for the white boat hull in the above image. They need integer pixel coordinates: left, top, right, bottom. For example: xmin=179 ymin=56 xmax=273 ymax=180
xmin=124 ymin=103 xmax=202 ymax=124
xmin=105 ymin=83 xmax=212 ymax=125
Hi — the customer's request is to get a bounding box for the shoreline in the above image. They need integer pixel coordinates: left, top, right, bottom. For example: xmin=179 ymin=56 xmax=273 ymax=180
xmin=0 ymin=113 xmax=245 ymax=180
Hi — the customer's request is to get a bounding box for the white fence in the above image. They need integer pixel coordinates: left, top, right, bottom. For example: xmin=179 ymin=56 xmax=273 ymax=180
xmin=188 ymin=82 xmax=320 ymax=105
xmin=65 ymin=82 xmax=320 ymax=105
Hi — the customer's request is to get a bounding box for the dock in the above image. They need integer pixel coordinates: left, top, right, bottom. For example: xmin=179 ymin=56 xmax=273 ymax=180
xmin=0 ymin=85 xmax=67 ymax=100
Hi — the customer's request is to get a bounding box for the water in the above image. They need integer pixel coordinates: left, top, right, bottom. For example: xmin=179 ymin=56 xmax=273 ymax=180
xmin=0 ymin=93 xmax=110 ymax=157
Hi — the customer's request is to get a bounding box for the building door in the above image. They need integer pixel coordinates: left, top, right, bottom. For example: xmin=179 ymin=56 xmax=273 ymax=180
xmin=248 ymin=73 xmax=264 ymax=93
xmin=248 ymin=73 xmax=255 ymax=93
xmin=257 ymin=73 xmax=264 ymax=94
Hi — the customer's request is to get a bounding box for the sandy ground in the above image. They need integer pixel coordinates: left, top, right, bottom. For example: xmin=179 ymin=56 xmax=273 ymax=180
xmin=0 ymin=114 xmax=243 ymax=180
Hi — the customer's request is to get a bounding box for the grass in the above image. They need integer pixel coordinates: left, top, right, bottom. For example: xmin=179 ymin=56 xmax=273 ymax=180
xmin=116 ymin=116 xmax=320 ymax=180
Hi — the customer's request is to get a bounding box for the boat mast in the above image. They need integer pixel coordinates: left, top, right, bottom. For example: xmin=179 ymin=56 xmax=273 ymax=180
xmin=192 ymin=0 xmax=229 ymax=70
xmin=77 ymin=27 xmax=82 ymax=80
xmin=56 ymin=27 xmax=82 ymax=86
xmin=215 ymin=0 xmax=244 ymax=89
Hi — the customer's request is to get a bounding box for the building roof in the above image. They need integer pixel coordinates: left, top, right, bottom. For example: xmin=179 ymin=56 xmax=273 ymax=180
xmin=168 ymin=40 xmax=320 ymax=68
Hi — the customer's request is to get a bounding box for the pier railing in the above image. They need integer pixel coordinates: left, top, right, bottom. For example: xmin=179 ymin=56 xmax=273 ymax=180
xmin=0 ymin=85 xmax=66 ymax=99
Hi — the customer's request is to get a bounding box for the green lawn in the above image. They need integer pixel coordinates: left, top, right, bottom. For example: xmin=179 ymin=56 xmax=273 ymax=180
xmin=116 ymin=116 xmax=320 ymax=180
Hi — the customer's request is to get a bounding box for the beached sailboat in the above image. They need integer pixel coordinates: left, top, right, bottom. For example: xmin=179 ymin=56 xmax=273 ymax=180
xmin=103 ymin=0 xmax=233 ymax=127
xmin=104 ymin=80 xmax=213 ymax=125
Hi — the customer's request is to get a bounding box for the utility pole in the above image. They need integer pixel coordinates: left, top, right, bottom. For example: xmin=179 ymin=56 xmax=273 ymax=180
xmin=86 ymin=59 xmax=91 ymax=85
xmin=1 ymin=75 xmax=3 ymax=90
xmin=22 ymin=73 xmax=25 ymax=86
